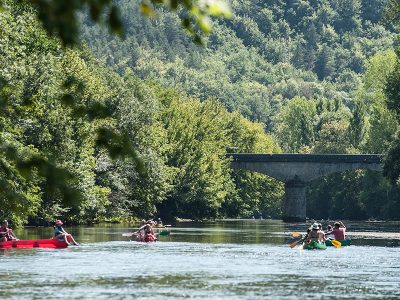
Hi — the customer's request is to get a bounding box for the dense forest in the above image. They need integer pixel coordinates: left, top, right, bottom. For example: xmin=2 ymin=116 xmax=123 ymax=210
xmin=0 ymin=0 xmax=399 ymax=225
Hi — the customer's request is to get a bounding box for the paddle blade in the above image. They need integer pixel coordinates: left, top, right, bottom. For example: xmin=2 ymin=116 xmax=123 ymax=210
xmin=290 ymin=240 xmax=299 ymax=248
xmin=122 ymin=233 xmax=134 ymax=237
xmin=292 ymin=232 xmax=302 ymax=237
xmin=331 ymin=240 xmax=341 ymax=248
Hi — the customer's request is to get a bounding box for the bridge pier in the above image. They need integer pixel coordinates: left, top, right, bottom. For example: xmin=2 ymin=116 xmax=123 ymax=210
xmin=283 ymin=180 xmax=306 ymax=222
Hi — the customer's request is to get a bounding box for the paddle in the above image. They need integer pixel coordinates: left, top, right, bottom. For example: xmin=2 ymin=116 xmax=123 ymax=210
xmin=122 ymin=231 xmax=170 ymax=238
xmin=290 ymin=239 xmax=301 ymax=248
xmin=331 ymin=239 xmax=341 ymax=248
xmin=122 ymin=233 xmax=136 ymax=237
xmin=290 ymin=233 xmax=305 ymax=248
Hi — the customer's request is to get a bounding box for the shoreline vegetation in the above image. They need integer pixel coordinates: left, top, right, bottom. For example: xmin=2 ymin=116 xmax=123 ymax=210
xmin=1 ymin=0 xmax=400 ymax=226
xmin=22 ymin=217 xmax=400 ymax=229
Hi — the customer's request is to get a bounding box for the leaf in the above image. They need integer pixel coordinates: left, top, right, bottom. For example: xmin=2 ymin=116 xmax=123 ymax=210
xmin=140 ymin=2 xmax=156 ymax=17
xmin=206 ymin=0 xmax=232 ymax=18
xmin=197 ymin=16 xmax=212 ymax=33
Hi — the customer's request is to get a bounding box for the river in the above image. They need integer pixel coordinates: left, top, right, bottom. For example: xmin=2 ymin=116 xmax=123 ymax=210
xmin=0 ymin=220 xmax=399 ymax=299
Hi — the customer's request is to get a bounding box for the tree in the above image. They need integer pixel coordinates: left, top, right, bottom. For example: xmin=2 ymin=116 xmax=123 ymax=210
xmin=361 ymin=0 xmax=386 ymax=24
xmin=275 ymin=97 xmax=317 ymax=152
xmin=332 ymin=0 xmax=361 ymax=33
xmin=315 ymin=45 xmax=335 ymax=80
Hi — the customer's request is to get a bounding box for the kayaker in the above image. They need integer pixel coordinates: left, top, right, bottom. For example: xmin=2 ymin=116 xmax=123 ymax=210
xmin=144 ymin=223 xmax=157 ymax=242
xmin=54 ymin=220 xmax=79 ymax=245
xmin=306 ymin=223 xmax=324 ymax=243
xmin=0 ymin=220 xmax=18 ymax=242
xmin=136 ymin=223 xmax=146 ymax=241
xmin=318 ymin=223 xmax=326 ymax=241
xmin=326 ymin=221 xmax=346 ymax=241
xmin=325 ymin=225 xmax=334 ymax=239
xmin=135 ymin=220 xmax=156 ymax=242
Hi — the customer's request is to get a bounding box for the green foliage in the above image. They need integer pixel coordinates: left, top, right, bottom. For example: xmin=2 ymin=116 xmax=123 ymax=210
xmin=2 ymin=0 xmax=400 ymax=224
xmin=1 ymin=0 xmax=231 ymax=45
xmin=221 ymin=115 xmax=283 ymax=218
xmin=154 ymin=90 xmax=282 ymax=220
xmin=1 ymin=0 xmax=283 ymax=223
xmin=80 ymin=0 xmax=396 ymax=127
xmin=306 ymin=50 xmax=400 ymax=219
xmin=275 ymin=97 xmax=317 ymax=153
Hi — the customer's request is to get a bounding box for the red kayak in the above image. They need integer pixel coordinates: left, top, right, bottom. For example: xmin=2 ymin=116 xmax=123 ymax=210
xmin=0 ymin=238 xmax=68 ymax=249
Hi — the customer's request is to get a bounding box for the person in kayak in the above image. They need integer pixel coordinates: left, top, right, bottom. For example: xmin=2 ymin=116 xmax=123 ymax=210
xmin=305 ymin=223 xmax=325 ymax=243
xmin=318 ymin=223 xmax=326 ymax=242
xmin=144 ymin=223 xmax=157 ymax=242
xmin=136 ymin=222 xmax=146 ymax=241
xmin=54 ymin=220 xmax=78 ymax=245
xmin=0 ymin=220 xmax=18 ymax=242
xmin=325 ymin=221 xmax=346 ymax=241
xmin=156 ymin=218 xmax=163 ymax=227
xmin=325 ymin=225 xmax=334 ymax=240
xmin=136 ymin=220 xmax=157 ymax=242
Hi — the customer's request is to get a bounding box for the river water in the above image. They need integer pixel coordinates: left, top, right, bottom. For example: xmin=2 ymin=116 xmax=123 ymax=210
xmin=0 ymin=220 xmax=399 ymax=299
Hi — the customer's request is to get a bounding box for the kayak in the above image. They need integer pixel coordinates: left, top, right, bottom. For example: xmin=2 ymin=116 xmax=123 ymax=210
xmin=0 ymin=238 xmax=68 ymax=249
xmin=158 ymin=229 xmax=170 ymax=236
xmin=326 ymin=239 xmax=351 ymax=247
xmin=303 ymin=241 xmax=327 ymax=250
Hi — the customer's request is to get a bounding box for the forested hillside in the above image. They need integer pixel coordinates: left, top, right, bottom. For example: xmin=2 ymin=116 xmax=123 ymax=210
xmin=80 ymin=0 xmax=400 ymax=220
xmin=0 ymin=0 xmax=284 ymax=225
xmin=1 ymin=0 xmax=399 ymax=225
xmin=81 ymin=0 xmax=395 ymax=126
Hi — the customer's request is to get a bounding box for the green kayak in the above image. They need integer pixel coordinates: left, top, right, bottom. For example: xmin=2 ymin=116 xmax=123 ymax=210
xmin=325 ymin=239 xmax=351 ymax=247
xmin=303 ymin=241 xmax=327 ymax=250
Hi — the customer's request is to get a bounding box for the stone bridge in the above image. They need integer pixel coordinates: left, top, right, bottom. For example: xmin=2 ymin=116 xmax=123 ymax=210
xmin=227 ymin=154 xmax=382 ymax=222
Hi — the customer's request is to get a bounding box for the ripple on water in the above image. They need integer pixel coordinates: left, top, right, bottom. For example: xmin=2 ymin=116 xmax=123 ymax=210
xmin=1 ymin=221 xmax=400 ymax=299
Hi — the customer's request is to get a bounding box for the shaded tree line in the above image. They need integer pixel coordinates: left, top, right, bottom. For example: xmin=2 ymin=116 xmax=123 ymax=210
xmin=0 ymin=1 xmax=282 ymax=225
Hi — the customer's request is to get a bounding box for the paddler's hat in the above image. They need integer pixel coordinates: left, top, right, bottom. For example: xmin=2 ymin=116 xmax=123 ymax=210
xmin=55 ymin=220 xmax=63 ymax=225
xmin=334 ymin=222 xmax=340 ymax=228
xmin=312 ymin=223 xmax=319 ymax=230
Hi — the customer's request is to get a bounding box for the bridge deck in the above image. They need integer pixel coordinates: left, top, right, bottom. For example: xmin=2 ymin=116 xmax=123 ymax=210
xmin=227 ymin=153 xmax=382 ymax=163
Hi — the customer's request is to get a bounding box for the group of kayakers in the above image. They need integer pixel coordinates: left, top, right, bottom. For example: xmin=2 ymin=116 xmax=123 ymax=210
xmin=0 ymin=217 xmax=167 ymax=246
xmin=303 ymin=221 xmax=346 ymax=244
xmin=0 ymin=219 xmax=78 ymax=246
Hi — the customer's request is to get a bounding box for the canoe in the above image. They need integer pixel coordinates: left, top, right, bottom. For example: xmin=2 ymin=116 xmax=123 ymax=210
xmin=0 ymin=238 xmax=68 ymax=249
xmin=303 ymin=241 xmax=327 ymax=250
xmin=326 ymin=239 xmax=351 ymax=247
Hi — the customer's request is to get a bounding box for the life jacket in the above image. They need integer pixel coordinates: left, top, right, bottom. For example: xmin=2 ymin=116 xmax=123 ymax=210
xmin=54 ymin=226 xmax=65 ymax=237
xmin=144 ymin=234 xmax=156 ymax=242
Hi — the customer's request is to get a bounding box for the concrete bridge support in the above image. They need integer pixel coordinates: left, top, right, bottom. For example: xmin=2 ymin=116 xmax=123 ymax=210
xmin=283 ymin=180 xmax=306 ymax=222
